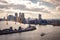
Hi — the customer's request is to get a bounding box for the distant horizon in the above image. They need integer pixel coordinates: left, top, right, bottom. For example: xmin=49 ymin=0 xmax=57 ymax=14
xmin=0 ymin=13 xmax=60 ymax=20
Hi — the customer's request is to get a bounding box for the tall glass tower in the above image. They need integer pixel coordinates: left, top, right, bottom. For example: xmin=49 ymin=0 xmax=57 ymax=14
xmin=15 ymin=13 xmax=18 ymax=22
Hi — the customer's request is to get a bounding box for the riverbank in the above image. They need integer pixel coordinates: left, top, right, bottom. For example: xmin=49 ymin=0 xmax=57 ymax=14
xmin=0 ymin=21 xmax=60 ymax=40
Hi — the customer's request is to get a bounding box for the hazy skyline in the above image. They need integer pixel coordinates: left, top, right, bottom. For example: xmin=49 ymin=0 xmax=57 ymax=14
xmin=0 ymin=0 xmax=60 ymax=19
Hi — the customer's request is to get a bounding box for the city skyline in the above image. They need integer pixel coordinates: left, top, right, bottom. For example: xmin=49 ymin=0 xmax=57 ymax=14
xmin=0 ymin=0 xmax=60 ymax=19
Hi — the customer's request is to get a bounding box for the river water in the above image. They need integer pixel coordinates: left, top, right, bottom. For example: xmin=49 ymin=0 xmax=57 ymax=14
xmin=0 ymin=21 xmax=60 ymax=40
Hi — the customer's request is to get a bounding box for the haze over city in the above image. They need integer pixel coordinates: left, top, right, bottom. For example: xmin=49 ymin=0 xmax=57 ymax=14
xmin=0 ymin=0 xmax=60 ymax=40
xmin=0 ymin=0 xmax=60 ymax=19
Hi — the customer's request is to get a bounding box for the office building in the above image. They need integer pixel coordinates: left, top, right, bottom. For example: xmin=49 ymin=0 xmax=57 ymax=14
xmin=19 ymin=12 xmax=22 ymax=23
xmin=15 ymin=13 xmax=18 ymax=22
xmin=39 ymin=14 xmax=41 ymax=20
xmin=19 ymin=12 xmax=25 ymax=23
xmin=38 ymin=14 xmax=42 ymax=24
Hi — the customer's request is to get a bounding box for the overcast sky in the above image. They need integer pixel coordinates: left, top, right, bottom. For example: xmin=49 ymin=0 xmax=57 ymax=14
xmin=0 ymin=0 xmax=60 ymax=19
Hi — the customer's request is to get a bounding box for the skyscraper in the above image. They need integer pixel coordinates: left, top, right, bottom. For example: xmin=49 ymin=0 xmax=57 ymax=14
xmin=19 ymin=12 xmax=25 ymax=23
xmin=38 ymin=14 xmax=42 ymax=24
xmin=39 ymin=14 xmax=41 ymax=20
xmin=19 ymin=12 xmax=22 ymax=23
xmin=21 ymin=13 xmax=25 ymax=21
xmin=15 ymin=13 xmax=18 ymax=22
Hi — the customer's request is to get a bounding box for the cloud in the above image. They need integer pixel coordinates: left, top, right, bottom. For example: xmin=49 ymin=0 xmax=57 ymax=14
xmin=8 ymin=4 xmax=26 ymax=10
xmin=29 ymin=0 xmax=40 ymax=3
xmin=41 ymin=1 xmax=56 ymax=8
xmin=0 ymin=1 xmax=52 ymax=13
xmin=0 ymin=0 xmax=60 ymax=19
xmin=42 ymin=0 xmax=60 ymax=12
xmin=0 ymin=0 xmax=57 ymax=14
xmin=0 ymin=0 xmax=8 ymax=4
xmin=56 ymin=6 xmax=60 ymax=11
xmin=29 ymin=0 xmax=57 ymax=9
xmin=43 ymin=0 xmax=60 ymax=6
xmin=0 ymin=4 xmax=8 ymax=9
xmin=24 ymin=7 xmax=51 ymax=13
xmin=0 ymin=4 xmax=26 ymax=9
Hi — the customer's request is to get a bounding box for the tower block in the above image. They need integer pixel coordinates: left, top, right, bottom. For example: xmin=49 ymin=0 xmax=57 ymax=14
xmin=15 ymin=13 xmax=18 ymax=22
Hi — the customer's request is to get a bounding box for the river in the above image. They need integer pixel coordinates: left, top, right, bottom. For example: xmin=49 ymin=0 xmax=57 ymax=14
xmin=0 ymin=21 xmax=60 ymax=40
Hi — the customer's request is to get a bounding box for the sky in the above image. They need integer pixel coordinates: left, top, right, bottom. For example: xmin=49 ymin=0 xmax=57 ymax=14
xmin=0 ymin=0 xmax=60 ymax=19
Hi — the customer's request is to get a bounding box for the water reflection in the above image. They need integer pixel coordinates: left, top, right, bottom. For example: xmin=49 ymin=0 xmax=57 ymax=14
xmin=0 ymin=25 xmax=60 ymax=40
